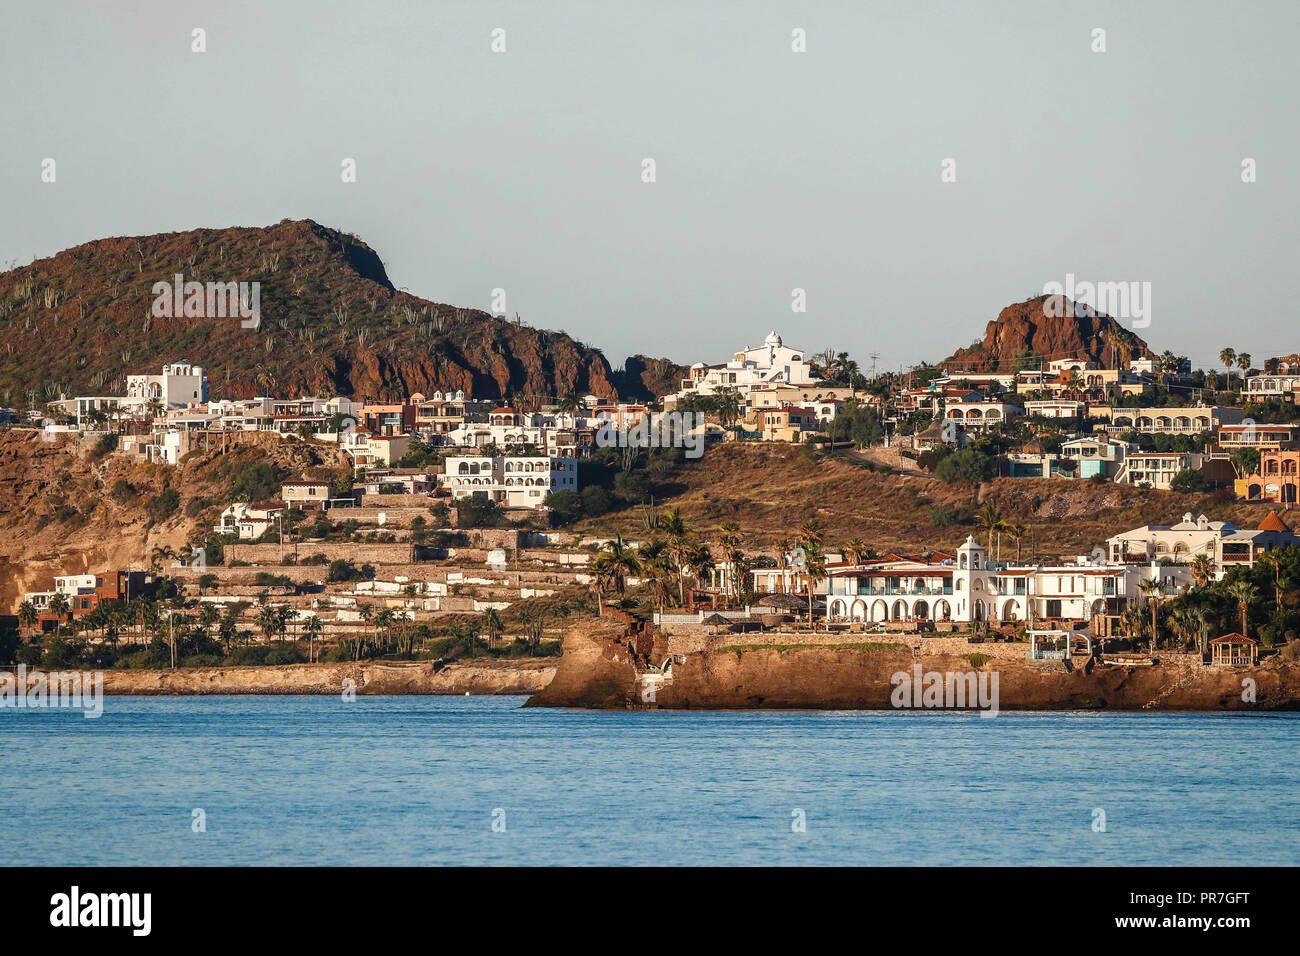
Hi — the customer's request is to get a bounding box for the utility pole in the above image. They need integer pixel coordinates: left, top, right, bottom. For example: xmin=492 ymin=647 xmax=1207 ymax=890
xmin=869 ymin=352 xmax=880 ymax=381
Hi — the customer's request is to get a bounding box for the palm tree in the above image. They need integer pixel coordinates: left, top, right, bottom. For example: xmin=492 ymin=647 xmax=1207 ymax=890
xmin=150 ymin=545 xmax=176 ymax=571
xmin=976 ymin=503 xmax=1007 ymax=556
xmin=1225 ymin=580 xmax=1259 ymax=638
xmin=1237 ymin=353 xmax=1252 ymax=382
xmin=659 ymin=508 xmax=693 ymax=605
xmin=1138 ymin=578 xmax=1163 ymax=653
xmin=481 ymin=607 xmax=504 ymax=647
xmin=798 ymin=520 xmax=823 ymax=549
xmin=686 ymin=543 xmax=715 ymax=600
xmin=256 ymin=605 xmax=279 ymax=645
xmin=1219 ymin=348 xmax=1236 ymax=384
xmin=303 ymin=616 xmax=323 ymax=662
xmin=842 ymin=537 xmax=869 ymax=567
xmin=800 ymin=542 xmax=827 ymax=625
xmin=1188 ymin=553 xmax=1214 ymax=589
xmin=1006 ymin=523 xmax=1027 ymax=563
xmin=715 ymin=522 xmax=744 ymax=600
xmin=17 ymin=599 xmax=37 ymax=634
xmin=591 ymin=536 xmax=643 ymax=610
xmin=48 ymin=592 xmax=70 ymax=636
xmin=636 ymin=539 xmax=674 ymax=612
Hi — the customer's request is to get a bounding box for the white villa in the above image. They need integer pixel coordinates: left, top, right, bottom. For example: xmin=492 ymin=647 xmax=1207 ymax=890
xmin=442 ymin=455 xmax=578 ymax=509
xmin=665 ymin=331 xmax=817 ymax=409
xmin=1104 ymin=512 xmax=1296 ymax=575
xmin=214 ymin=501 xmax=286 ymax=540
xmin=823 ymin=537 xmax=1167 ymax=626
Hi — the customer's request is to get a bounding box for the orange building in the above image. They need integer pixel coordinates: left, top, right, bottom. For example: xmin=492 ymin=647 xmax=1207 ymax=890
xmin=1239 ymin=448 xmax=1300 ymax=504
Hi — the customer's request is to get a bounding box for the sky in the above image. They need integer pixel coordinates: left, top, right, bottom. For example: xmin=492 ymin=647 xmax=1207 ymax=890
xmin=2 ymin=0 xmax=1297 ymax=374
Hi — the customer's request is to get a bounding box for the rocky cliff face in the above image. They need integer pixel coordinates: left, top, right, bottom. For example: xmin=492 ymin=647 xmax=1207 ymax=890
xmin=0 ymin=219 xmax=621 ymax=404
xmin=942 ymin=295 xmax=1154 ymax=372
xmin=527 ymin=621 xmax=1300 ymax=711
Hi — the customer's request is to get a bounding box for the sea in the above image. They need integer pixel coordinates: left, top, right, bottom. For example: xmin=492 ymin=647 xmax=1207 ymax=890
xmin=2 ymin=696 xmax=1297 ymax=866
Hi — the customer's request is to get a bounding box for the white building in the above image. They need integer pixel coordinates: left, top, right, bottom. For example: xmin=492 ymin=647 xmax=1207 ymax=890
xmin=1113 ymin=451 xmax=1204 ymax=490
xmin=666 ymin=331 xmax=817 ymax=408
xmin=1104 ymin=512 xmax=1297 ymax=575
xmin=944 ymin=400 xmax=1022 ymax=434
xmin=213 ymin=501 xmax=286 ymax=540
xmin=126 ymin=361 xmax=208 ymax=407
xmin=442 ymin=455 xmax=578 ymax=509
xmin=823 ymin=538 xmax=1169 ymax=626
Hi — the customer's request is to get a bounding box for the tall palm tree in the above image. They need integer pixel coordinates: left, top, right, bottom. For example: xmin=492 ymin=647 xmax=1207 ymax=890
xmin=976 ymin=503 xmax=1007 ymax=556
xmin=1188 ymin=553 xmax=1215 ymax=588
xmin=1236 ymin=353 xmax=1252 ymax=381
xmin=798 ymin=520 xmax=823 ymax=549
xmin=17 ymin=599 xmax=37 ymax=634
xmin=1219 ymin=348 xmax=1236 ymax=384
xmin=801 ymin=542 xmax=827 ymax=625
xmin=303 ymin=615 xmax=323 ymax=662
xmin=1006 ymin=523 xmax=1027 ymax=563
xmin=1225 ymin=580 xmax=1259 ymax=638
xmin=636 ymin=539 xmax=674 ymax=612
xmin=591 ymin=536 xmax=644 ymax=608
xmin=480 ymin=608 xmax=504 ymax=647
xmin=659 ymin=508 xmax=693 ymax=605
xmin=256 ymin=605 xmax=279 ymax=645
xmin=1138 ymin=578 xmax=1163 ymax=653
xmin=48 ymin=592 xmax=70 ymax=637
xmin=842 ymin=537 xmax=869 ymax=567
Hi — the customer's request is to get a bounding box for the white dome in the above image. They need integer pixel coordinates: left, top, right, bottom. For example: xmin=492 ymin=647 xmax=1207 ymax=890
xmin=764 ymin=331 xmax=782 ymax=347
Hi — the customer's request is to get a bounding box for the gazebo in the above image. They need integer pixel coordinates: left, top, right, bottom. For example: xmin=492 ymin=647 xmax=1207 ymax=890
xmin=1209 ymin=632 xmax=1258 ymax=667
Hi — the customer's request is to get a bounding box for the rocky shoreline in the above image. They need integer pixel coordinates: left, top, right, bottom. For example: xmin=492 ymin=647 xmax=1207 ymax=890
xmin=94 ymin=659 xmax=556 ymax=696
xmin=524 ymin=619 xmax=1300 ymax=711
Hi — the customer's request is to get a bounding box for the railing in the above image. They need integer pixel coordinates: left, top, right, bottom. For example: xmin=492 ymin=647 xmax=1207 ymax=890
xmin=831 ymin=585 xmax=953 ymax=597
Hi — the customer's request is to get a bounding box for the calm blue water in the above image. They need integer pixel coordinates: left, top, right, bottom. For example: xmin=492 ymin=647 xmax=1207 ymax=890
xmin=2 ymin=697 xmax=1297 ymax=865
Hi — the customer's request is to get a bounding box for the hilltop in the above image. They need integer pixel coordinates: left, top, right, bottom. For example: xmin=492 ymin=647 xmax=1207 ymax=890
xmin=0 ymin=219 xmax=678 ymax=405
xmin=941 ymin=295 xmax=1155 ymax=372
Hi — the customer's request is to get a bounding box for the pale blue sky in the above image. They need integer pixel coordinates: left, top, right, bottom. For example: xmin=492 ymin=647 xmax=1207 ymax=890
xmin=2 ymin=0 xmax=1296 ymax=372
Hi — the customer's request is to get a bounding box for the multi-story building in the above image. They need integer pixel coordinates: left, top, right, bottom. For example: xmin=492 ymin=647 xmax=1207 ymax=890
xmin=1112 ymin=451 xmax=1204 ymax=490
xmin=755 ymin=406 xmax=822 ymax=442
xmin=1104 ymin=512 xmax=1296 ymax=574
xmin=1237 ymin=449 xmax=1300 ymax=504
xmin=822 ymin=538 xmax=1158 ymax=626
xmin=664 ymin=331 xmax=817 ymax=409
xmin=281 ymin=480 xmax=338 ymax=511
xmin=1102 ymin=405 xmax=1245 ymax=434
xmin=442 ymin=455 xmax=578 ymax=509
xmin=21 ymin=571 xmax=149 ymax=631
xmin=944 ymin=400 xmax=1022 ymax=434
xmin=412 ymin=391 xmax=469 ymax=436
xmin=126 ymin=361 xmax=207 ymax=407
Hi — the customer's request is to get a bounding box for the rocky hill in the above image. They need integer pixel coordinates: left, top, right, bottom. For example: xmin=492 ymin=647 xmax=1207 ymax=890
xmin=0 ymin=219 xmax=656 ymax=405
xmin=941 ymin=295 xmax=1154 ymax=372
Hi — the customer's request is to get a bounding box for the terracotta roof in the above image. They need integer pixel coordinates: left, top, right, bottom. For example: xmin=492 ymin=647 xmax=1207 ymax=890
xmin=1257 ymin=511 xmax=1291 ymax=533
xmin=1209 ymin=632 xmax=1258 ymax=645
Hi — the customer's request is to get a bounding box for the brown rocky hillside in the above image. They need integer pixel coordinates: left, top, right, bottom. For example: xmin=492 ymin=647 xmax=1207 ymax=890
xmin=941 ymin=295 xmax=1155 ymax=372
xmin=0 ymin=219 xmax=655 ymax=405
xmin=574 ymin=443 xmax=1285 ymax=560
xmin=0 ymin=428 xmax=348 ymax=609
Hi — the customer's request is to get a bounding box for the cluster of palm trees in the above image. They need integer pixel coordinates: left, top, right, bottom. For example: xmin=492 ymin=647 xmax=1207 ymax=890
xmin=588 ymin=508 xmax=734 ymax=614
xmin=1129 ymin=556 xmax=1264 ymax=654
xmin=769 ymin=520 xmax=831 ymax=624
xmin=975 ymin=504 xmax=1027 ymax=562
xmin=1218 ymin=348 xmax=1254 ymax=388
